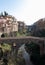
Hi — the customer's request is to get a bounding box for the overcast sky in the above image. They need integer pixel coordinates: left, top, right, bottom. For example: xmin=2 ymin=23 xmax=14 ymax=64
xmin=0 ymin=0 xmax=45 ymax=25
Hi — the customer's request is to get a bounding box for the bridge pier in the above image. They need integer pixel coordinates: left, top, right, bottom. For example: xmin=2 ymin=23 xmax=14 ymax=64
xmin=38 ymin=40 xmax=44 ymax=56
xmin=44 ymin=41 xmax=45 ymax=54
xmin=40 ymin=44 xmax=43 ymax=55
xmin=40 ymin=43 xmax=44 ymax=55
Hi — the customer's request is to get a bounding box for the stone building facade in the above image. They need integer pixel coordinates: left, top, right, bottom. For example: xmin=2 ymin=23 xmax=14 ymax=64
xmin=17 ymin=21 xmax=26 ymax=33
xmin=0 ymin=15 xmax=18 ymax=37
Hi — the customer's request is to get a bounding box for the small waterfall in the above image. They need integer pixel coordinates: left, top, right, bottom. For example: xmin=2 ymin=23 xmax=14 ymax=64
xmin=19 ymin=44 xmax=33 ymax=65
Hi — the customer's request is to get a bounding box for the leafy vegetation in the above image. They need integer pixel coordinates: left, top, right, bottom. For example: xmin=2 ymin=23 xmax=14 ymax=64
xmin=0 ymin=43 xmax=26 ymax=65
xmin=0 ymin=11 xmax=8 ymax=17
xmin=31 ymin=29 xmax=45 ymax=37
xmin=25 ymin=41 xmax=45 ymax=65
xmin=25 ymin=42 xmax=40 ymax=54
xmin=31 ymin=18 xmax=45 ymax=37
xmin=1 ymin=43 xmax=11 ymax=52
xmin=17 ymin=32 xmax=26 ymax=36
xmin=25 ymin=42 xmax=40 ymax=65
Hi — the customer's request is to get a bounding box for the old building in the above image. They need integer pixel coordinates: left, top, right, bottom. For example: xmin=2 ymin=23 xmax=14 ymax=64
xmin=0 ymin=15 xmax=18 ymax=37
xmin=18 ymin=21 xmax=26 ymax=33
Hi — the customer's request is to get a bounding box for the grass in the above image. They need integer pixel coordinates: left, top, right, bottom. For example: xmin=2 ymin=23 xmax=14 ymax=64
xmin=1 ymin=43 xmax=11 ymax=52
xmin=17 ymin=32 xmax=26 ymax=37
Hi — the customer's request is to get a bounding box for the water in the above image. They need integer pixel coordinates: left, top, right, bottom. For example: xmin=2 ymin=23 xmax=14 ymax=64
xmin=19 ymin=44 xmax=33 ymax=65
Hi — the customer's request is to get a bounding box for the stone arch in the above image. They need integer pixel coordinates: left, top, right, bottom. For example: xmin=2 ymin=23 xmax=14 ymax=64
xmin=1 ymin=33 xmax=5 ymax=37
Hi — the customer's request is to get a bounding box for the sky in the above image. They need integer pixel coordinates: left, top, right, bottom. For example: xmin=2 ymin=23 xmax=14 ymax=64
xmin=0 ymin=0 xmax=45 ymax=25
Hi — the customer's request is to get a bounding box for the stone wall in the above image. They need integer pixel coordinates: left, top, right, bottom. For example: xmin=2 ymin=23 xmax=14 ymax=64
xmin=0 ymin=36 xmax=45 ymax=55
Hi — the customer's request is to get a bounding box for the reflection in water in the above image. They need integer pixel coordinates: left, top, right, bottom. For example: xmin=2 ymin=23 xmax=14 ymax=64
xmin=19 ymin=44 xmax=33 ymax=65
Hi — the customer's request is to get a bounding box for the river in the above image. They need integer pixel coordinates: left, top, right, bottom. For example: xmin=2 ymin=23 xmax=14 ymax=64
xmin=18 ymin=44 xmax=33 ymax=65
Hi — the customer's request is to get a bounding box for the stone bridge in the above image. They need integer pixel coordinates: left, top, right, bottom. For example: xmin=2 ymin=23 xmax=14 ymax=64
xmin=0 ymin=36 xmax=45 ymax=55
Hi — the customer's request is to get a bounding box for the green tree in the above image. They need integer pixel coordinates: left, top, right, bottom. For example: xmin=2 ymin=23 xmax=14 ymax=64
xmin=25 ymin=42 xmax=40 ymax=65
xmin=4 ymin=11 xmax=8 ymax=16
xmin=0 ymin=12 xmax=4 ymax=17
xmin=25 ymin=42 xmax=40 ymax=54
xmin=32 ymin=29 xmax=45 ymax=37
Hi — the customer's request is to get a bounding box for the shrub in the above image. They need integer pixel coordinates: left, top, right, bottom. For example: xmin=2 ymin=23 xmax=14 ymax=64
xmin=25 ymin=42 xmax=40 ymax=65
